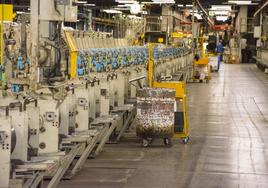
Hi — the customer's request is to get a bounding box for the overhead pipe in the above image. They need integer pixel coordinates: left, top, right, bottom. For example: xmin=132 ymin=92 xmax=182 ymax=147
xmin=254 ymin=1 xmax=268 ymax=17
xmin=195 ymin=0 xmax=214 ymax=26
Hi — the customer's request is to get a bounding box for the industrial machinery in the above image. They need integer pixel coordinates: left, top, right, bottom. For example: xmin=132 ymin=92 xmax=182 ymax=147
xmin=0 ymin=0 xmax=194 ymax=187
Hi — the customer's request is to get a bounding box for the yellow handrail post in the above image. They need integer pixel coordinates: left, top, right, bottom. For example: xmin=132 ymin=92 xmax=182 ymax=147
xmin=64 ymin=31 xmax=78 ymax=79
xmin=148 ymin=43 xmax=154 ymax=88
xmin=0 ymin=4 xmax=15 ymax=92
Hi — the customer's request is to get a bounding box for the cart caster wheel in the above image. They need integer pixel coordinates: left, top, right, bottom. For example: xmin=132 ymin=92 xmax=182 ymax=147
xmin=182 ymin=137 xmax=189 ymax=144
xmin=143 ymin=139 xmax=150 ymax=147
xmin=163 ymin=138 xmax=172 ymax=147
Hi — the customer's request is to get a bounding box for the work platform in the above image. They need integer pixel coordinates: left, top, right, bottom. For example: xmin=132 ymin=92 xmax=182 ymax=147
xmin=56 ymin=64 xmax=268 ymax=188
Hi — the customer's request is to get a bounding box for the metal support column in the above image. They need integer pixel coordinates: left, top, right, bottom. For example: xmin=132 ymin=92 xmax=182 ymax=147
xmin=29 ymin=0 xmax=39 ymax=91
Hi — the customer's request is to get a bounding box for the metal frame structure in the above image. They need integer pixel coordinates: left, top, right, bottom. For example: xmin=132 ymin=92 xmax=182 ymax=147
xmin=148 ymin=44 xmax=189 ymax=143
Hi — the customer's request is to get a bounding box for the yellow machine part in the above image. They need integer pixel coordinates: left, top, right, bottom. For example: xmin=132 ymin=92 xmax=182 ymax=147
xmin=1 ymin=4 xmax=14 ymax=92
xmin=171 ymin=32 xmax=190 ymax=38
xmin=1 ymin=4 xmax=15 ymax=66
xmin=194 ymin=56 xmax=209 ymax=65
xmin=153 ymin=81 xmax=185 ymax=98
xmin=64 ymin=31 xmax=78 ymax=79
xmin=0 ymin=4 xmax=15 ymax=21
xmin=158 ymin=37 xmax=164 ymax=43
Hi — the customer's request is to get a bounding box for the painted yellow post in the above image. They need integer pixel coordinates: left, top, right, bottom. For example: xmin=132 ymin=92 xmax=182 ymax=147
xmin=0 ymin=4 xmax=15 ymax=65
xmin=0 ymin=4 xmax=14 ymax=91
xmin=148 ymin=44 xmax=154 ymax=88
xmin=64 ymin=31 xmax=78 ymax=79
xmin=0 ymin=7 xmax=3 ymax=67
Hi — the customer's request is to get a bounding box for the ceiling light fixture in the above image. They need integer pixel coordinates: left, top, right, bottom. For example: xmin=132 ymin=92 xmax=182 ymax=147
xmin=228 ymin=0 xmax=254 ymax=5
xmin=116 ymin=0 xmax=138 ymax=3
xmin=130 ymin=3 xmax=142 ymax=15
xmin=152 ymin=0 xmax=175 ymax=3
xmin=103 ymin=9 xmax=123 ymax=14
xmin=117 ymin=4 xmax=133 ymax=7
xmin=84 ymin=4 xmax=96 ymax=6
xmin=77 ymin=1 xmax=87 ymax=4
xmin=210 ymin=5 xmax=232 ymax=10
xmin=216 ymin=16 xmax=228 ymax=21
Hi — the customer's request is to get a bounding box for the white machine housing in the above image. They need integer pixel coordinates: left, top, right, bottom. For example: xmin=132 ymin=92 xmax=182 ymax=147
xmin=39 ymin=0 xmax=78 ymax=22
xmin=10 ymin=109 xmax=29 ymax=161
xmin=38 ymin=99 xmax=59 ymax=154
xmin=0 ymin=115 xmax=12 ymax=188
xmin=59 ymin=92 xmax=77 ymax=135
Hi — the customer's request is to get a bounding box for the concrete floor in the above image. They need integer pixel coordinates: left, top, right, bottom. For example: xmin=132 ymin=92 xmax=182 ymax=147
xmin=58 ymin=64 xmax=268 ymax=188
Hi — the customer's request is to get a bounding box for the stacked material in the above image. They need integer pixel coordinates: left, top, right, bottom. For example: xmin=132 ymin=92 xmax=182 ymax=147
xmin=209 ymin=55 xmax=219 ymax=71
xmin=136 ymin=88 xmax=175 ymax=138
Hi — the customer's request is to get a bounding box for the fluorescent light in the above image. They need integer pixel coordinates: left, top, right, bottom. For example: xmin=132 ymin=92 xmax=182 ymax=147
xmin=141 ymin=2 xmax=159 ymax=4
xmin=186 ymin=5 xmax=193 ymax=7
xmin=142 ymin=0 xmax=175 ymax=4
xmin=116 ymin=0 xmax=138 ymax=3
xmin=103 ymin=9 xmax=123 ymax=14
xmin=117 ymin=4 xmax=133 ymax=7
xmin=153 ymin=0 xmax=175 ymax=3
xmin=16 ymin=11 xmax=25 ymax=14
xmin=210 ymin=5 xmax=232 ymax=10
xmin=228 ymin=1 xmax=252 ymax=5
xmin=84 ymin=4 xmax=96 ymax=6
xmin=130 ymin=3 xmax=142 ymax=14
xmin=177 ymin=4 xmax=184 ymax=7
xmin=77 ymin=1 xmax=87 ymax=4
xmin=216 ymin=16 xmax=228 ymax=21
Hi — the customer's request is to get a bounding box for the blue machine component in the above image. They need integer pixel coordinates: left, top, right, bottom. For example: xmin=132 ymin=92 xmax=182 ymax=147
xmin=17 ymin=53 xmax=24 ymax=70
xmin=26 ymin=58 xmax=30 ymax=66
xmin=79 ymin=45 xmax=185 ymax=72
xmin=112 ymin=54 xmax=119 ymax=69
xmin=122 ymin=54 xmax=127 ymax=67
xmin=96 ymin=62 xmax=103 ymax=72
xmin=11 ymin=84 xmax=20 ymax=93
xmin=0 ymin=65 xmax=3 ymax=81
xmin=77 ymin=53 xmax=85 ymax=76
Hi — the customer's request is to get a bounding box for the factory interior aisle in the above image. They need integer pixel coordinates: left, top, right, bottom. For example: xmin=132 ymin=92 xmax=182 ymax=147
xmin=58 ymin=64 xmax=268 ymax=188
